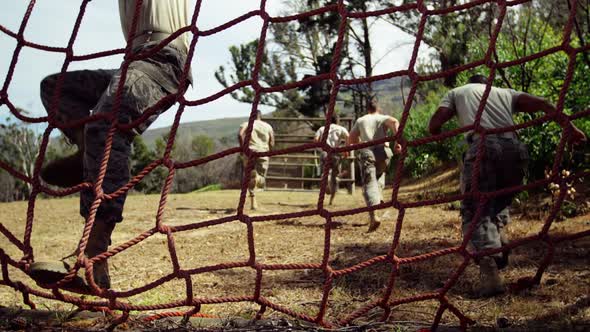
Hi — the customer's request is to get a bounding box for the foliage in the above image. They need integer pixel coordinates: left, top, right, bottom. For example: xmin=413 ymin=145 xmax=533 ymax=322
xmin=216 ymin=0 xmax=368 ymax=118
xmin=214 ymin=39 xmax=304 ymax=114
xmin=0 ymin=112 xmax=42 ymax=201
xmin=192 ymin=135 xmax=215 ymax=158
xmin=402 ymin=89 xmax=463 ymax=177
xmin=380 ymin=0 xmax=494 ymax=87
xmin=193 ymin=183 xmax=223 ymax=193
xmin=130 ymin=135 xmax=166 ymax=194
xmin=457 ymin=7 xmax=590 ymax=179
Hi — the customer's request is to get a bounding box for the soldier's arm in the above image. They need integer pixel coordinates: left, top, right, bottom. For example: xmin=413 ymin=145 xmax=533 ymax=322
xmin=340 ymin=128 xmax=350 ymax=142
xmin=516 ymin=94 xmax=587 ymax=144
xmin=238 ymin=127 xmax=245 ymax=147
xmin=268 ymin=129 xmax=275 ymax=150
xmin=384 ymin=116 xmax=402 ymax=154
xmin=429 ymin=107 xmax=456 ymax=135
xmin=384 ymin=116 xmax=400 ymax=135
xmin=340 ymin=129 xmax=350 ymax=156
xmin=314 ymin=128 xmax=322 ymax=143
xmin=348 ymin=129 xmax=360 ymax=145
xmin=514 ymin=94 xmax=556 ymax=114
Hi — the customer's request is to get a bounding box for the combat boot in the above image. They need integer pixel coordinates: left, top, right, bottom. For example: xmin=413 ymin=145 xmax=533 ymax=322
xmin=250 ymin=195 xmax=259 ymax=210
xmin=367 ymin=211 xmax=381 ymax=233
xmin=84 ymin=219 xmax=115 ymax=289
xmin=41 ymin=128 xmax=84 ymax=187
xmin=478 ymin=256 xmax=505 ymax=297
xmin=41 ymin=150 xmax=84 ymax=187
xmin=496 ymin=230 xmax=510 ymax=270
xmin=255 ymin=172 xmax=265 ymax=189
xmin=29 ymin=219 xmax=115 ymax=292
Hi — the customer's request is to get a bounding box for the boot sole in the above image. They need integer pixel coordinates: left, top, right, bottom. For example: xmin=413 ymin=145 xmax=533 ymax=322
xmin=478 ymin=286 xmax=506 ymax=298
xmin=29 ymin=262 xmax=93 ymax=294
xmin=40 ymin=152 xmax=83 ymax=188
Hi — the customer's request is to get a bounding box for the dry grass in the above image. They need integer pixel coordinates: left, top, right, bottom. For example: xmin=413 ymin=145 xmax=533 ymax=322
xmin=0 ymin=168 xmax=589 ymax=330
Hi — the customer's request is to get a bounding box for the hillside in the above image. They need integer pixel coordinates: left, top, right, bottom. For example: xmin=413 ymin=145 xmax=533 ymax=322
xmin=142 ymin=116 xmax=248 ymax=147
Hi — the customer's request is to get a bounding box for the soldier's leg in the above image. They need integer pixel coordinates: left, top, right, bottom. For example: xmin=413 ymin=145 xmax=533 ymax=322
xmin=328 ymin=154 xmax=340 ymax=205
xmin=374 ymin=146 xmax=392 ymax=203
xmin=258 ymin=157 xmax=269 ymax=188
xmin=358 ymin=149 xmax=381 ymax=232
xmin=244 ymin=156 xmax=259 ymax=210
xmin=40 ymin=70 xmax=115 ymax=187
xmin=358 ymin=149 xmax=379 ymax=206
xmin=31 ymin=68 xmax=174 ymax=292
xmin=319 ymin=151 xmax=331 ymax=195
xmin=40 ymin=70 xmax=114 ymax=144
xmin=81 ymin=68 xmax=176 ymax=289
xmin=492 ymin=139 xmax=529 ymax=269
xmin=461 ymin=140 xmax=503 ymax=255
xmin=250 ymin=157 xmax=269 ymax=210
xmin=461 ymin=138 xmax=505 ymax=296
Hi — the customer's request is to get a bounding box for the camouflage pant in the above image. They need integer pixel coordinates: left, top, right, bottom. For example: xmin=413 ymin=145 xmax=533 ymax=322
xmin=357 ymin=145 xmax=393 ymax=207
xmin=461 ymin=135 xmax=529 ymax=261
xmin=40 ymin=44 xmax=187 ymax=223
xmin=241 ymin=155 xmax=269 ymax=196
xmin=319 ymin=151 xmax=342 ymax=195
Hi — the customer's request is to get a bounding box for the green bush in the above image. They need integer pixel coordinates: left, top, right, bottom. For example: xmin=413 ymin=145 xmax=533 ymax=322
xmin=400 ymin=88 xmax=464 ymax=178
xmin=194 ymin=184 xmax=223 ymax=193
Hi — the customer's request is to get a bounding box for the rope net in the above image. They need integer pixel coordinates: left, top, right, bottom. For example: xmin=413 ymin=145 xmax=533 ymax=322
xmin=0 ymin=0 xmax=589 ymax=330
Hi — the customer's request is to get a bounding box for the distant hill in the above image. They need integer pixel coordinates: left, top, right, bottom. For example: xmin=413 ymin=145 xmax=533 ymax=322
xmin=142 ymin=116 xmax=248 ymax=147
xmin=337 ymin=76 xmax=410 ymax=116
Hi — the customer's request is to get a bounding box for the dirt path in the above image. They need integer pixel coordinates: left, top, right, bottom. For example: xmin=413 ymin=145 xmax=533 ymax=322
xmin=0 ymin=182 xmax=588 ymax=329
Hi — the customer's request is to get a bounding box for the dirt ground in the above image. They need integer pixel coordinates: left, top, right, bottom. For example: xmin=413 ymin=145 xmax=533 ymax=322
xmin=0 ymin=169 xmax=589 ymax=330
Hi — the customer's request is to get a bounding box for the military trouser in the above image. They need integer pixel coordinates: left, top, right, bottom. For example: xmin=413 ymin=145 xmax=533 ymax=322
xmin=40 ymin=44 xmax=188 ymax=223
xmin=319 ymin=151 xmax=342 ymax=195
xmin=461 ymin=135 xmax=528 ymax=264
xmin=357 ymin=145 xmax=393 ymax=207
xmin=241 ymin=156 xmax=269 ymax=196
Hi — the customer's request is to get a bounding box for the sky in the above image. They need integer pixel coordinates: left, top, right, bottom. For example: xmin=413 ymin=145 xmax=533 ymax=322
xmin=0 ymin=1 xmax=425 ymax=130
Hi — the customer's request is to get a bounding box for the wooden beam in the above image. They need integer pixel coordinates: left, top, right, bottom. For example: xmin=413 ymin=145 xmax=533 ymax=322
xmin=266 ymin=176 xmax=354 ymax=182
xmin=262 ymin=117 xmax=354 ymax=122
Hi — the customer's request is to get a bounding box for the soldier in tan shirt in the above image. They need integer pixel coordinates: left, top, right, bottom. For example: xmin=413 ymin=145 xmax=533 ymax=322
xmin=238 ymin=111 xmax=275 ymax=210
xmin=430 ymin=74 xmax=586 ymax=297
xmin=349 ymin=97 xmax=402 ymax=232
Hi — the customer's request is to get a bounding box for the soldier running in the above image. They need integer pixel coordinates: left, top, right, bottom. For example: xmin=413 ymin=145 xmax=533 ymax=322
xmin=428 ymin=74 xmax=587 ymax=297
xmin=238 ymin=111 xmax=275 ymax=210
xmin=30 ymin=0 xmax=192 ymax=293
xmin=348 ymin=97 xmax=402 ymax=233
xmin=314 ymin=114 xmax=349 ymax=205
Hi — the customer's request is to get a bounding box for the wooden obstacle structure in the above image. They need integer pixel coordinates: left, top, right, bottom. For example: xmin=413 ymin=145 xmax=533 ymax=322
xmin=262 ymin=117 xmax=356 ymax=194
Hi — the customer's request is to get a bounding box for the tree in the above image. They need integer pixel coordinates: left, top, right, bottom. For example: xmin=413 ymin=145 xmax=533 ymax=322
xmin=341 ymin=0 xmax=380 ymax=117
xmin=214 ymin=39 xmax=303 ymax=113
xmin=131 ymin=135 xmax=165 ymax=194
xmin=457 ymin=3 xmax=590 ymax=179
xmin=380 ymin=0 xmax=494 ymax=88
xmin=275 ymin=0 xmax=343 ymax=117
xmin=215 ymin=0 xmax=348 ymax=118
xmin=0 ymin=111 xmax=42 ymax=200
xmin=191 ymin=135 xmax=215 ymax=158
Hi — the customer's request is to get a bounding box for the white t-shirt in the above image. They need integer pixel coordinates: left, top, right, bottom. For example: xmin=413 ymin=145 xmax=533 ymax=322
xmin=239 ymin=120 xmax=274 ymax=153
xmin=351 ymin=113 xmax=391 ymax=142
xmin=119 ymin=0 xmax=190 ymax=52
xmin=439 ymin=83 xmax=522 ymax=132
xmin=315 ymin=124 xmax=349 ymax=148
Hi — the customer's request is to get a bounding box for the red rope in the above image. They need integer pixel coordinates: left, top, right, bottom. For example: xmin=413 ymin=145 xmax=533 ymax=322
xmin=0 ymin=0 xmax=588 ymax=330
